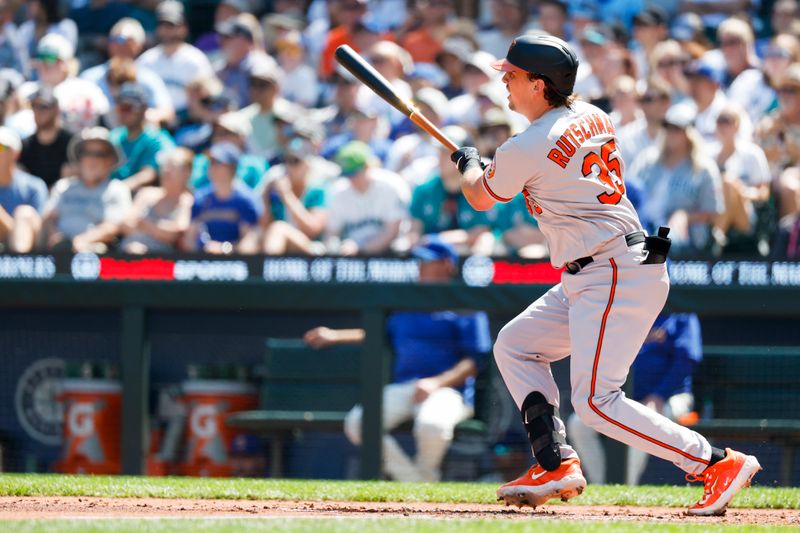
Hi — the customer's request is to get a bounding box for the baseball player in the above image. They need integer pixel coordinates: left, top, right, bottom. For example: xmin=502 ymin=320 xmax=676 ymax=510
xmin=450 ymin=34 xmax=760 ymax=516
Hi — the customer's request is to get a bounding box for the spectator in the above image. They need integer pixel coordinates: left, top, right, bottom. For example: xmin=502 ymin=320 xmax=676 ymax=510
xmin=629 ymin=105 xmax=724 ymax=252
xmin=359 ymin=41 xmax=414 ymax=128
xmin=215 ymin=13 xmax=274 ymax=109
xmin=119 ymin=147 xmax=193 ymax=254
xmin=80 ymin=18 xmax=175 ymax=126
xmin=717 ymin=18 xmax=772 ymax=126
xmin=649 ymin=39 xmax=690 ymax=103
xmin=712 ymin=105 xmax=771 ymax=249
xmin=238 ymin=55 xmax=297 ymax=161
xmin=19 ymin=87 xmax=71 ymax=188
xmin=319 ymin=0 xmax=369 ymax=80
xmin=304 ymin=237 xmax=490 ymax=482
xmin=325 ymin=141 xmax=409 ymax=256
xmin=493 ymin=194 xmax=547 ymax=258
xmin=608 ymin=75 xmax=641 ymax=129
xmin=761 ymin=34 xmax=800 ymax=117
xmin=435 ymin=36 xmax=474 ymax=99
xmin=0 ymin=2 xmax=27 ymax=77
xmin=321 ymin=102 xmax=389 ymax=164
xmin=538 ymin=0 xmax=569 ymax=42
xmin=190 ymin=111 xmax=267 ymax=191
xmin=319 ymin=69 xmax=361 ymax=139
xmin=386 ymin=87 xmax=449 ymax=174
xmin=769 ymin=0 xmax=799 ymax=39
xmin=258 ymin=138 xmax=329 ymax=255
xmin=183 ymin=142 xmax=260 ymax=254
xmin=0 ymin=127 xmax=47 ymax=253
xmin=195 ymin=0 xmax=251 ymax=58
xmin=476 ymin=0 xmax=533 ymax=57
xmin=24 ymin=33 xmax=110 ymax=133
xmin=174 ymin=77 xmax=237 ymax=153
xmin=631 ymin=6 xmax=668 ymax=81
xmin=109 ymin=83 xmax=176 ymax=191
xmin=408 ymin=126 xmax=494 ymax=255
xmin=684 ymin=58 xmax=752 ymax=142
xmin=573 ymin=25 xmax=610 ymax=103
xmin=448 ymin=50 xmax=501 ymax=130
xmin=401 ymin=0 xmax=458 ymax=64
xmin=17 ymin=0 xmax=77 ymax=62
xmin=43 ymin=127 xmax=132 ymax=252
xmin=758 ymin=63 xmax=800 ymax=219
xmin=567 ymin=313 xmax=703 ymax=485
xmin=617 ymin=78 xmax=671 ymax=165
xmin=274 ymin=30 xmax=320 ymax=108
xmin=136 ymin=1 xmax=214 ymax=119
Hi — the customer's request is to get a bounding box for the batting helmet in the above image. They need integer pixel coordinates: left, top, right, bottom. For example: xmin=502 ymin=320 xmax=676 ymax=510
xmin=491 ymin=34 xmax=579 ymax=97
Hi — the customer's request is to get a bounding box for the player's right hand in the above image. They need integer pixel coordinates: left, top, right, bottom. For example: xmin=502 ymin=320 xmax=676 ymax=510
xmin=451 ymin=146 xmax=483 ymax=174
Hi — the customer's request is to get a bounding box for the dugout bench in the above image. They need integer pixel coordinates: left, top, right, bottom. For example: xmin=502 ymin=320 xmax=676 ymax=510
xmin=688 ymin=345 xmax=800 ymax=486
xmin=227 ymin=338 xmax=494 ymax=478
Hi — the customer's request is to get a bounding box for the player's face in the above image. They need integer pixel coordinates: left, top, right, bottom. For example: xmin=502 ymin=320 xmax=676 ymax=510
xmin=501 ymin=70 xmax=535 ymax=115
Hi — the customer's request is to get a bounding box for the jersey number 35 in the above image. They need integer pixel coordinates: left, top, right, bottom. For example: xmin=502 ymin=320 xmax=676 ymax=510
xmin=582 ymin=139 xmax=625 ymax=205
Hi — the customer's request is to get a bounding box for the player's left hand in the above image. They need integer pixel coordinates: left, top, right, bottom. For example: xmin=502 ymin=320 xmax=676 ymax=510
xmin=451 ymin=146 xmax=483 ymax=174
xmin=413 ymin=377 xmax=441 ymax=403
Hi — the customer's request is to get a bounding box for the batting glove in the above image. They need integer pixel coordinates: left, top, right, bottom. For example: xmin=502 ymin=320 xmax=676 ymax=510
xmin=451 ymin=146 xmax=483 ymax=175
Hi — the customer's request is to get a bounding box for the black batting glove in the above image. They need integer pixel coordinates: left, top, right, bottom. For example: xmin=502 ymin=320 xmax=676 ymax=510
xmin=451 ymin=146 xmax=483 ymax=175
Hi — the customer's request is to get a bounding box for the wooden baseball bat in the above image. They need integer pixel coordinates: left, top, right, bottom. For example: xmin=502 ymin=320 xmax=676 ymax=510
xmin=334 ymin=45 xmax=459 ymax=153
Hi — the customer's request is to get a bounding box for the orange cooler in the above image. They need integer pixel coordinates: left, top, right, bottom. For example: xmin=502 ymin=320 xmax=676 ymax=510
xmin=56 ymin=379 xmax=122 ymax=474
xmin=176 ymin=380 xmax=257 ymax=477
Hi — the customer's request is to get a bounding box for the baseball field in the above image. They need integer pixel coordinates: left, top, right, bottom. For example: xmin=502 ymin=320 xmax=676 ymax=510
xmin=0 ymin=475 xmax=798 ymax=531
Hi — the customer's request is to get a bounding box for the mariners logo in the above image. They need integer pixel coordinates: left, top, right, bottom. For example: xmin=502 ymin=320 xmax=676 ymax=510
xmin=15 ymin=358 xmax=65 ymax=445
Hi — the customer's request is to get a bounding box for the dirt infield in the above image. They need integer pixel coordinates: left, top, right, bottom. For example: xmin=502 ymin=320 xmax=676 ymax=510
xmin=1 ymin=497 xmax=799 ymax=525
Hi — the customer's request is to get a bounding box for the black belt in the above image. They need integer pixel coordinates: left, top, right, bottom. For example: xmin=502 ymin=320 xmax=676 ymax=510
xmin=565 ymin=231 xmax=646 ymax=275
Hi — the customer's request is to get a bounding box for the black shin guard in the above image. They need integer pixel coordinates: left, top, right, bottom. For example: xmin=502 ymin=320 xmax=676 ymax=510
xmin=521 ymin=392 xmax=563 ymax=471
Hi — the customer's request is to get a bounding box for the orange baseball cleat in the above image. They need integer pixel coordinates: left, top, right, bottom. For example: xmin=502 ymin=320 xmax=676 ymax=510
xmin=686 ymin=448 xmax=762 ymax=516
xmin=496 ymin=457 xmax=587 ymax=509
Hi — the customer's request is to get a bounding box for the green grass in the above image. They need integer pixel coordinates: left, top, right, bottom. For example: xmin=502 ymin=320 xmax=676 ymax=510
xmin=0 ymin=474 xmax=799 ymax=510
xmin=1 ymin=518 xmax=797 ymax=533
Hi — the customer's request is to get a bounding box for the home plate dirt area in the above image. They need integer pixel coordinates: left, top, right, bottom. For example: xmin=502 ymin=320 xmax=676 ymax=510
xmin=1 ymin=497 xmax=798 ymax=525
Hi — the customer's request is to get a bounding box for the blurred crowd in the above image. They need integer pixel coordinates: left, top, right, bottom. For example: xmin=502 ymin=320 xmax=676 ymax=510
xmin=0 ymin=0 xmax=799 ymax=259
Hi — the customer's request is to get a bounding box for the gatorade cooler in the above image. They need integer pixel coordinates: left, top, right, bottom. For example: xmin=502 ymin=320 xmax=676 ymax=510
xmin=176 ymin=380 xmax=257 ymax=477
xmin=55 ymin=378 xmax=122 ymax=475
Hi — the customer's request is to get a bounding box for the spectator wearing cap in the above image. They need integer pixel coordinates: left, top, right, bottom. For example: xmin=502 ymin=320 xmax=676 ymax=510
xmin=0 ymin=127 xmax=48 ymax=253
xmin=711 ymin=104 xmax=771 ymax=252
xmin=109 ymin=83 xmax=176 ymax=191
xmin=761 ymin=35 xmax=800 ymax=115
xmin=195 ymin=0 xmax=251 ymax=58
xmin=319 ymin=69 xmax=361 ymax=139
xmin=631 ymin=5 xmax=668 ymax=80
xmin=239 ymin=56 xmax=301 ymax=161
xmin=435 ymin=36 xmax=475 ymax=99
xmin=358 ymin=41 xmax=414 ymax=129
xmin=325 ymin=141 xmax=409 ymax=256
xmin=304 ymin=237 xmax=490 ymax=482
xmin=274 ymin=30 xmax=320 ymax=108
xmin=19 ymin=87 xmax=72 ymax=188
xmin=684 ymin=58 xmax=754 ymax=143
xmin=81 ymin=18 xmax=175 ymax=126
xmin=174 ymin=77 xmax=238 ymax=153
xmin=190 ymin=111 xmax=267 ymax=191
xmin=23 ymin=33 xmax=110 ymax=134
xmin=319 ymin=0 xmax=369 ymax=80
xmin=183 ymin=142 xmax=261 ymax=254
xmin=476 ymin=108 xmax=513 ymax=159
xmin=17 ymin=0 xmax=77 ymax=63
xmin=256 ymin=137 xmax=330 ymax=255
xmin=477 ymin=0 xmax=535 ymax=61
xmin=617 ymin=77 xmax=672 ymax=166
xmin=43 ymin=127 xmax=132 ymax=252
xmin=386 ymin=87 xmax=450 ymax=173
xmin=757 ymin=63 xmax=800 ymax=220
xmin=119 ymin=147 xmax=194 ymax=254
xmin=446 ymin=51 xmax=500 ymax=128
xmin=400 ymin=0 xmax=457 ymax=64
xmin=320 ymin=101 xmax=390 ymax=164
xmin=215 ymin=13 xmax=275 ymax=109
xmin=717 ymin=18 xmax=772 ymax=126
xmin=409 ymin=125 xmax=495 ymax=255
xmin=628 ymin=105 xmax=724 ymax=253
xmin=136 ymin=1 xmax=214 ymax=118
xmin=609 ymin=76 xmax=643 ymax=129
xmin=573 ymin=25 xmax=611 ymax=102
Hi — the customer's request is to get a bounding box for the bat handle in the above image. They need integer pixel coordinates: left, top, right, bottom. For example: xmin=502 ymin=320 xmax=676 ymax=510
xmin=409 ymin=111 xmax=460 ymax=153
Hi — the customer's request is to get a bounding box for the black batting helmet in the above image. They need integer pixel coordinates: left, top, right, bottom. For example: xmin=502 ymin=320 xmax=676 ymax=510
xmin=491 ymin=34 xmax=579 ymax=97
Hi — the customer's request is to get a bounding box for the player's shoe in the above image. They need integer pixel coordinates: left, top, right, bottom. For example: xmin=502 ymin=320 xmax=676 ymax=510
xmin=496 ymin=457 xmax=587 ymax=509
xmin=686 ymin=448 xmax=761 ymax=516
